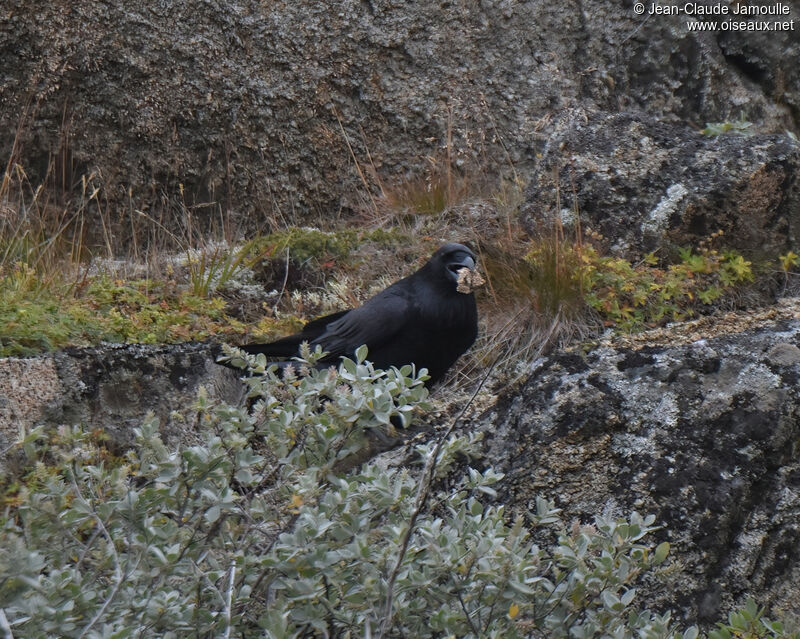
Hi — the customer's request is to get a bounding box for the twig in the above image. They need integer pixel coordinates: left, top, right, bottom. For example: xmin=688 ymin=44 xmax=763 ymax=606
xmin=620 ymin=11 xmax=653 ymax=45
xmin=272 ymin=246 xmax=291 ymax=315
xmin=223 ymin=562 xmax=236 ymax=639
xmin=333 ymin=107 xmax=380 ymax=216
xmin=0 ymin=608 xmax=14 ymax=639
xmin=377 ymin=354 xmax=502 ymax=639
xmin=71 ymin=472 xmax=125 ymax=639
xmin=456 ymin=591 xmax=481 ymax=637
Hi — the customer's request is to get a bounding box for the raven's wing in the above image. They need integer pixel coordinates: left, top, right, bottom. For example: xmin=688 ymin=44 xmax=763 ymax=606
xmin=311 ymin=292 xmax=410 ymax=360
xmin=240 ymin=309 xmax=351 ymax=357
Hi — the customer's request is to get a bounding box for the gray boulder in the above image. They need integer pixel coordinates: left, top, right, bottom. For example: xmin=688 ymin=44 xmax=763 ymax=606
xmin=519 ymin=108 xmax=800 ymax=258
xmin=481 ymin=300 xmax=800 ymax=622
xmin=0 ymin=342 xmax=239 ymax=474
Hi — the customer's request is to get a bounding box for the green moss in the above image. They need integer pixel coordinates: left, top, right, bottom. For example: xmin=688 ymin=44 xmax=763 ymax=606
xmin=252 ymin=227 xmax=408 ymax=264
xmin=254 ymin=228 xmax=361 ymax=263
xmin=0 ymin=273 xmax=248 ymax=357
xmin=362 ymin=227 xmax=407 ymax=246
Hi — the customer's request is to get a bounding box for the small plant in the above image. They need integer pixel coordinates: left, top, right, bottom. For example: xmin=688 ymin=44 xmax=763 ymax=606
xmin=581 ymin=241 xmax=754 ymax=330
xmin=708 ymin=598 xmax=795 ymax=639
xmin=701 ymin=117 xmax=753 ymax=137
xmin=778 ymin=250 xmax=800 ymax=293
xmin=779 ymin=251 xmax=798 ymax=273
xmin=184 ymin=239 xmax=267 ymax=297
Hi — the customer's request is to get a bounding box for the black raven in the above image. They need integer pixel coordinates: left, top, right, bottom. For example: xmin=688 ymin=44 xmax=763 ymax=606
xmin=231 ymin=243 xmax=479 ymax=385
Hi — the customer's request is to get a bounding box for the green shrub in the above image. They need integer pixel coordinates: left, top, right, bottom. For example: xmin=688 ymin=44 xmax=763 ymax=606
xmin=582 ymin=245 xmax=754 ymax=329
xmin=1 ymin=348 xmax=796 ymax=638
xmin=513 ymin=233 xmax=757 ymax=333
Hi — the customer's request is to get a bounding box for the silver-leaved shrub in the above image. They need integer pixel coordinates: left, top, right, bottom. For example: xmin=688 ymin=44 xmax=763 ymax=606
xmin=1 ymin=346 xmax=796 ymax=638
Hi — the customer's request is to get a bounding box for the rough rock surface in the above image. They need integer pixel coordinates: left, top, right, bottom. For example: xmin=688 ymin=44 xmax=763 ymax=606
xmin=480 ymin=298 xmax=800 ymax=623
xmin=519 ymin=108 xmax=800 ymax=258
xmin=1 ymin=0 xmax=798 ymax=226
xmin=0 ymin=342 xmax=240 ymax=474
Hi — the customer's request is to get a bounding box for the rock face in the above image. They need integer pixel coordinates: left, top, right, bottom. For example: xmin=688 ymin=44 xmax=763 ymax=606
xmin=480 ymin=301 xmax=800 ymax=623
xmin=0 ymin=342 xmax=239 ymax=474
xmin=1 ymin=0 xmax=798 ymax=227
xmin=519 ymin=109 xmax=800 ymax=258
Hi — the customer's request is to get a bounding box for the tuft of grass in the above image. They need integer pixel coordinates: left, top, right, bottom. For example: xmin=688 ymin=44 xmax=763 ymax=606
xmin=523 ymin=237 xmax=587 ymax=318
xmin=184 ymin=238 xmax=267 ymax=297
xmin=382 ymin=158 xmax=480 ymax=216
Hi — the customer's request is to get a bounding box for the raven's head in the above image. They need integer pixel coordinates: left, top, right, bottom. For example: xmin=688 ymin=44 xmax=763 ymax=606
xmin=430 ymin=243 xmax=477 ymax=288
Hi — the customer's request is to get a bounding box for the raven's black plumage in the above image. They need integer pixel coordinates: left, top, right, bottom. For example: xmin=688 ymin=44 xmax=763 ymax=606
xmin=236 ymin=243 xmax=479 ymax=385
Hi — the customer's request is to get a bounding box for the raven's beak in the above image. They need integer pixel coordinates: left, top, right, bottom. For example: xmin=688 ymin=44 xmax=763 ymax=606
xmin=447 ymin=253 xmax=475 ymax=275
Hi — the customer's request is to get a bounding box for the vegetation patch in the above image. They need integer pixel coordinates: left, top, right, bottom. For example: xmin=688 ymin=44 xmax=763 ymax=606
xmin=516 ymin=230 xmax=759 ymax=332
xmin=0 ymin=269 xmax=248 ymax=357
xmin=252 ymin=227 xmax=407 ymax=265
xmin=2 ymin=349 xmax=796 ymax=638
xmin=582 ymin=245 xmax=755 ymax=330
xmin=701 ymin=117 xmax=753 ymax=137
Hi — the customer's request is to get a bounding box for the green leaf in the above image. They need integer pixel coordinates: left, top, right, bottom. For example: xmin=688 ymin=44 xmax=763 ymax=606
xmin=654 ymin=541 xmax=670 ymax=564
xmin=683 ymin=625 xmax=699 ymax=639
xmin=205 ymin=505 xmax=221 ymax=523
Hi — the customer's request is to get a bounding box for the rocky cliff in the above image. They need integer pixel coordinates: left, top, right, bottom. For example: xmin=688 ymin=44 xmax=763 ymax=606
xmin=3 ymin=0 xmax=800 ymax=627
xmin=2 ymin=0 xmax=798 ymax=228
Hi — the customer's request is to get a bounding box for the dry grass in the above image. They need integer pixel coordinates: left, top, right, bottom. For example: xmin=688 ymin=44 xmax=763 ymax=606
xmin=334 ymin=110 xmax=590 ymax=365
xmin=336 ymin=131 xmax=601 ymax=389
